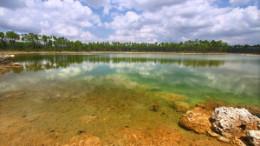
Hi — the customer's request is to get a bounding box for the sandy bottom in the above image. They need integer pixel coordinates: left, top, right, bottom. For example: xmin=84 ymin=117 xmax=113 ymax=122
xmin=0 ymin=75 xmax=231 ymax=146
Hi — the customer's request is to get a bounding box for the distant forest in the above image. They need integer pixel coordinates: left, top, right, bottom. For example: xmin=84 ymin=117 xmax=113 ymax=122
xmin=0 ymin=31 xmax=259 ymax=53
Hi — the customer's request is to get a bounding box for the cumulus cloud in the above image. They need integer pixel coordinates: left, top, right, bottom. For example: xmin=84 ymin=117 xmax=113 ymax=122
xmin=0 ymin=0 xmax=101 ymax=42
xmin=0 ymin=0 xmax=259 ymax=44
xmin=105 ymin=11 xmax=159 ymax=42
xmin=105 ymin=0 xmax=260 ymax=44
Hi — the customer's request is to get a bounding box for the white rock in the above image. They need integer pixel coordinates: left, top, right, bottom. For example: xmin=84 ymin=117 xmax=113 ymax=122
xmin=247 ymin=130 xmax=260 ymax=146
xmin=211 ymin=107 xmax=259 ymax=139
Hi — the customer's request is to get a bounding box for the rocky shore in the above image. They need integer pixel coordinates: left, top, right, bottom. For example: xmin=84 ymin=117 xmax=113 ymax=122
xmin=61 ymin=101 xmax=260 ymax=146
xmin=180 ymin=103 xmax=260 ymax=146
xmin=0 ymin=54 xmax=23 ymax=74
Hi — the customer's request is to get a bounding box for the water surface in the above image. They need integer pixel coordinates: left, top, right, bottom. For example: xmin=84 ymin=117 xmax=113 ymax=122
xmin=0 ymin=53 xmax=259 ymax=145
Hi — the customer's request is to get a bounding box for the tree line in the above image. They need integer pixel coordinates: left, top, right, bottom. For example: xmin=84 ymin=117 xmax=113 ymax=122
xmin=0 ymin=31 xmax=259 ymax=53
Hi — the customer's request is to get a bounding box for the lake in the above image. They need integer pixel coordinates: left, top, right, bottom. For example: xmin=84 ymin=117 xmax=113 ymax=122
xmin=0 ymin=53 xmax=259 ymax=145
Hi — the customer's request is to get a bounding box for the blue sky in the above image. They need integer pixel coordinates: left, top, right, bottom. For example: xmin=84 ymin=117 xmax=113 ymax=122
xmin=0 ymin=0 xmax=259 ymax=44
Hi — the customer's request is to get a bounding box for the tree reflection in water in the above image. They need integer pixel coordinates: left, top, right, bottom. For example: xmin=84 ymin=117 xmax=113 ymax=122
xmin=5 ymin=54 xmax=225 ymax=74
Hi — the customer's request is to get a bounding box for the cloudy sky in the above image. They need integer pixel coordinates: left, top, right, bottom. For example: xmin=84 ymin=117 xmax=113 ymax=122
xmin=0 ymin=0 xmax=259 ymax=44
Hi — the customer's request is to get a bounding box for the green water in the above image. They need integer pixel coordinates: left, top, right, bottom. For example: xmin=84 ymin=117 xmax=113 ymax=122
xmin=2 ymin=53 xmax=259 ymax=105
xmin=0 ymin=53 xmax=259 ymax=145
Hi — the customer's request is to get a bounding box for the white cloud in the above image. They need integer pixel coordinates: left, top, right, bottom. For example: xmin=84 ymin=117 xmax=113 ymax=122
xmin=0 ymin=0 xmax=101 ymax=42
xmin=105 ymin=11 xmax=159 ymax=42
xmin=80 ymin=31 xmax=100 ymax=42
xmin=0 ymin=0 xmax=259 ymax=44
xmin=105 ymin=0 xmax=260 ymax=44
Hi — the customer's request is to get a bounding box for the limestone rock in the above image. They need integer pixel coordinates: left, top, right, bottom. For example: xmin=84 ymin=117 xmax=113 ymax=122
xmin=242 ymin=105 xmax=260 ymax=118
xmin=247 ymin=130 xmax=260 ymax=146
xmin=116 ymin=126 xmax=183 ymax=146
xmin=180 ymin=107 xmax=212 ymax=134
xmin=174 ymin=101 xmax=190 ymax=112
xmin=149 ymin=104 xmax=160 ymax=112
xmin=0 ymin=67 xmax=10 ymax=74
xmin=217 ymin=136 xmax=230 ymax=143
xmin=64 ymin=134 xmax=101 ymax=146
xmin=80 ymin=115 xmax=98 ymax=123
xmin=207 ymin=129 xmax=219 ymax=138
xmin=4 ymin=92 xmax=25 ymax=99
xmin=10 ymin=63 xmax=22 ymax=68
xmin=211 ymin=107 xmax=259 ymax=139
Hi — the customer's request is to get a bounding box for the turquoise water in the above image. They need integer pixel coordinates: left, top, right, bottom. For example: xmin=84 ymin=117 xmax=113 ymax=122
xmin=0 ymin=53 xmax=259 ymax=145
xmin=1 ymin=53 xmax=259 ymax=106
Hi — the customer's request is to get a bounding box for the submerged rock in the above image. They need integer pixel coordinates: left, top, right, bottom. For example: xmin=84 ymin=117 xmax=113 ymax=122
xmin=76 ymin=130 xmax=85 ymax=135
xmin=149 ymin=87 xmax=162 ymax=92
xmin=196 ymin=102 xmax=225 ymax=110
xmin=10 ymin=63 xmax=22 ymax=68
xmin=0 ymin=67 xmax=10 ymax=74
xmin=149 ymin=104 xmax=160 ymax=112
xmin=4 ymin=92 xmax=25 ymax=99
xmin=179 ymin=107 xmax=212 ymax=134
xmin=174 ymin=101 xmax=191 ymax=112
xmin=80 ymin=115 xmax=98 ymax=123
xmin=0 ymin=62 xmax=23 ymax=74
xmin=211 ymin=107 xmax=259 ymax=139
xmin=247 ymin=130 xmax=260 ymax=146
xmin=0 ymin=58 xmax=8 ymax=63
xmin=217 ymin=136 xmax=230 ymax=143
xmin=64 ymin=134 xmax=101 ymax=146
xmin=116 ymin=126 xmax=184 ymax=146
xmin=157 ymin=92 xmax=187 ymax=103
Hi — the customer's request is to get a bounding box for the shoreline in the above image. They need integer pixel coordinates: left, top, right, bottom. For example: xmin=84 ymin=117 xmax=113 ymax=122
xmin=1 ymin=51 xmax=260 ymax=56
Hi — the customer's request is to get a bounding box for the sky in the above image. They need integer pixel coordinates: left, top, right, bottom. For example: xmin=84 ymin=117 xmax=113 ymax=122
xmin=0 ymin=0 xmax=259 ymax=45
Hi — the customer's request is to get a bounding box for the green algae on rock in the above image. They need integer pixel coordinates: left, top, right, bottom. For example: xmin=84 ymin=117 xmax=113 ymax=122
xmin=174 ymin=101 xmax=191 ymax=112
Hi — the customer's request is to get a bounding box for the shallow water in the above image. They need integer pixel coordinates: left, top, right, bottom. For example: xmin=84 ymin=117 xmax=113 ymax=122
xmin=0 ymin=53 xmax=259 ymax=145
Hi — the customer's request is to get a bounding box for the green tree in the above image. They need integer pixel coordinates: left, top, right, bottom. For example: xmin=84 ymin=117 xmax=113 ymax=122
xmin=6 ymin=31 xmax=20 ymax=49
xmin=0 ymin=32 xmax=4 ymax=40
xmin=21 ymin=33 xmax=38 ymax=49
xmin=42 ymin=35 xmax=48 ymax=46
xmin=72 ymin=40 xmax=83 ymax=51
xmin=0 ymin=32 xmax=6 ymax=49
